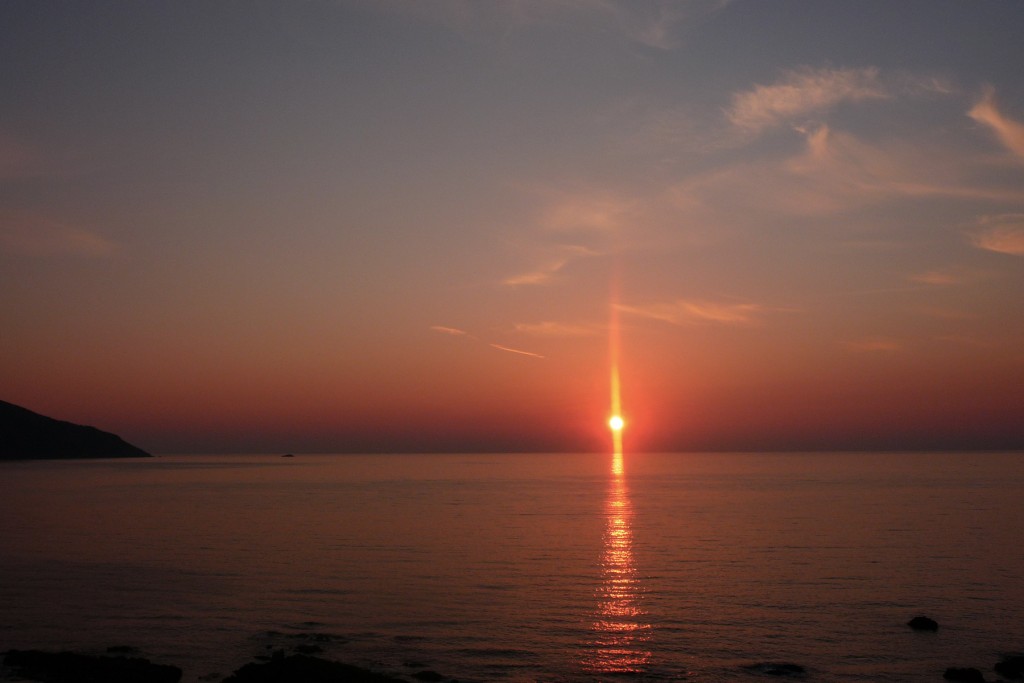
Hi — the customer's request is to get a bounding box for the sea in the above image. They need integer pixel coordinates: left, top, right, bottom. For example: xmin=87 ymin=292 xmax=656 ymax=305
xmin=1 ymin=451 xmax=1022 ymax=682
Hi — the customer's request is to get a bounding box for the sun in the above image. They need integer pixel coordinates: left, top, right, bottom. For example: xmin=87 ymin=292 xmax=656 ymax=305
xmin=608 ymin=415 xmax=624 ymax=432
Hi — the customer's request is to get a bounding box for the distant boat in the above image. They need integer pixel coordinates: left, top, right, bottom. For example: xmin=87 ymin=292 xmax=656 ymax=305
xmin=281 ymin=453 xmax=295 ymax=458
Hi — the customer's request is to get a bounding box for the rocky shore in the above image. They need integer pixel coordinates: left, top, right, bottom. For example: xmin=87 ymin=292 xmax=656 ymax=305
xmin=1 ymin=645 xmax=454 ymax=683
xmin=0 ymin=649 xmax=448 ymax=683
xmin=5 ymin=645 xmax=1023 ymax=683
xmin=3 ymin=615 xmax=1021 ymax=682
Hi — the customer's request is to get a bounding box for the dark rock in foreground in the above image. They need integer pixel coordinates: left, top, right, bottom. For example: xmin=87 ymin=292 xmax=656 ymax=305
xmin=3 ymin=649 xmax=181 ymax=683
xmin=908 ymin=616 xmax=939 ymax=631
xmin=0 ymin=400 xmax=150 ymax=460
xmin=943 ymin=667 xmax=985 ymax=683
xmin=996 ymin=655 xmax=1024 ymax=679
xmin=223 ymin=654 xmax=405 ymax=683
xmin=742 ymin=662 xmax=806 ymax=677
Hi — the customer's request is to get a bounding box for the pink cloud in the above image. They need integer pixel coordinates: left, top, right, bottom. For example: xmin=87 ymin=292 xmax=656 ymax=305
xmin=489 ymin=343 xmax=545 ymax=359
xmin=907 ymin=266 xmax=982 ymax=286
xmin=514 ymin=321 xmax=599 ymax=337
xmin=430 ymin=325 xmax=470 ymax=336
xmin=727 ymin=66 xmax=889 ymax=133
xmin=503 ymin=244 xmax=599 ymax=286
xmin=971 ymin=214 xmax=1024 ymax=256
xmin=617 ymin=298 xmax=764 ymax=325
xmin=969 ymin=86 xmax=1024 ymax=160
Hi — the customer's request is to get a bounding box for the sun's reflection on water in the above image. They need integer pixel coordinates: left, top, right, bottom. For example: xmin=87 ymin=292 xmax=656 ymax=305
xmin=584 ymin=450 xmax=652 ymax=675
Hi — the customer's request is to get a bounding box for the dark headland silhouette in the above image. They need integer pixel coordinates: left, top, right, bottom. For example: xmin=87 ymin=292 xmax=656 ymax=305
xmin=0 ymin=400 xmax=150 ymax=460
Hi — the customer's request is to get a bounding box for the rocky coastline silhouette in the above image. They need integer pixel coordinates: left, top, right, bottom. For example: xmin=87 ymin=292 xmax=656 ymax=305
xmin=0 ymin=400 xmax=150 ymax=460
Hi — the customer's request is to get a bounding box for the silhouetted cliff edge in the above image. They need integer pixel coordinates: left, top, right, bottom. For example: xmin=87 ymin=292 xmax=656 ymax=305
xmin=0 ymin=400 xmax=151 ymax=459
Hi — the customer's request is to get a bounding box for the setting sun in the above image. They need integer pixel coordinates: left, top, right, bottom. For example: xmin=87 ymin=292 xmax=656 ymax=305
xmin=609 ymin=416 xmax=624 ymax=432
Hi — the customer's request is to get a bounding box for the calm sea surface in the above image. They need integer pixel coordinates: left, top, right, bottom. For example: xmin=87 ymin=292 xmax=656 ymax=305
xmin=1 ymin=452 xmax=1022 ymax=682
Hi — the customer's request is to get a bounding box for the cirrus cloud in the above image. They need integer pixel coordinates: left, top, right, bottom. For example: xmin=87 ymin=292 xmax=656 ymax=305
xmin=514 ymin=321 xmax=600 ymax=337
xmin=430 ymin=324 xmax=545 ymax=359
xmin=502 ymin=244 xmax=599 ymax=286
xmin=907 ymin=266 xmax=983 ymax=286
xmin=430 ymin=325 xmax=469 ymax=336
xmin=970 ymin=214 xmax=1024 ymax=256
xmin=968 ymin=85 xmax=1024 ymax=161
xmin=670 ymin=123 xmax=1024 ymax=223
xmin=726 ymin=66 xmax=889 ymax=133
xmin=617 ymin=298 xmax=765 ymax=325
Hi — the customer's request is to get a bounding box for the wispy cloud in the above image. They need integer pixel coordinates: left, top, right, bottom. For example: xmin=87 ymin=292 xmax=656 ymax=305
xmin=514 ymin=321 xmax=600 ymax=337
xmin=0 ymin=213 xmax=121 ymax=257
xmin=617 ymin=298 xmax=765 ymax=325
xmin=788 ymin=125 xmax=1024 ymax=203
xmin=431 ymin=325 xmax=544 ymax=359
xmin=671 ymin=123 xmax=1024 ymax=222
xmin=541 ymin=194 xmax=635 ymax=234
xmin=489 ymin=343 xmax=545 ymax=359
xmin=430 ymin=325 xmax=470 ymax=336
xmin=503 ymin=270 xmax=555 ymax=287
xmin=907 ymin=266 xmax=982 ymax=286
xmin=502 ymin=189 xmax=640 ymax=287
xmin=969 ymin=85 xmax=1024 ymax=161
xmin=970 ymin=214 xmax=1024 ymax=256
xmin=726 ymin=66 xmax=889 ymax=133
xmin=503 ymin=244 xmax=598 ymax=286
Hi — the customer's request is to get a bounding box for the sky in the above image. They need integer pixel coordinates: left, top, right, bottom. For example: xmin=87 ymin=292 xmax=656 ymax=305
xmin=2 ymin=0 xmax=1023 ymax=454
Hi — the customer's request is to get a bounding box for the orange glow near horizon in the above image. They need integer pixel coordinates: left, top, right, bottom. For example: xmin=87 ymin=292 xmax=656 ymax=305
xmin=609 ymin=264 xmax=624 ymax=461
xmin=5 ymin=4 xmax=1024 ymax=457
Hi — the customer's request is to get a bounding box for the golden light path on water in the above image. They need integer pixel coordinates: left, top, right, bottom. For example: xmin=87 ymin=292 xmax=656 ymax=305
xmin=583 ymin=271 xmax=652 ymax=675
xmin=585 ymin=448 xmax=652 ymax=674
